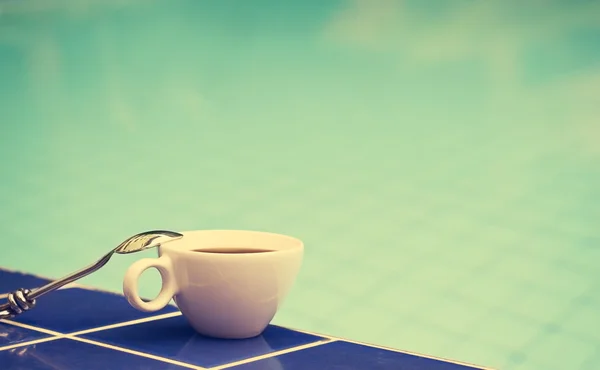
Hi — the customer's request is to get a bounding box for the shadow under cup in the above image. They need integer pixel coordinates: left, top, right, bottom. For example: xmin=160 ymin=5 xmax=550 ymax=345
xmin=123 ymin=230 xmax=304 ymax=339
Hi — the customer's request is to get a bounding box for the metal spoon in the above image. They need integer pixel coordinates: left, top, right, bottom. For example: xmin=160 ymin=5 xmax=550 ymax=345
xmin=0 ymin=230 xmax=184 ymax=320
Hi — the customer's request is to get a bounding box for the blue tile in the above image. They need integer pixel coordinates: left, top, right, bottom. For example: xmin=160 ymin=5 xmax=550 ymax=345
xmin=0 ymin=269 xmax=51 ymax=294
xmin=82 ymin=315 xmax=325 ymax=368
xmin=0 ymin=322 xmax=51 ymax=348
xmin=12 ymin=287 xmax=178 ymax=333
xmin=0 ymin=338 xmax=189 ymax=369
xmin=228 ymin=341 xmax=483 ymax=370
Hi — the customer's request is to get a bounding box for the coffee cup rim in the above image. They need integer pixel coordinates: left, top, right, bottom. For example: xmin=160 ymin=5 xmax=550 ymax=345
xmin=160 ymin=229 xmax=304 ymax=254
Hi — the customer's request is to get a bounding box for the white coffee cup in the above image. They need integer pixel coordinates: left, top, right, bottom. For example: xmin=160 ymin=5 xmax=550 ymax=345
xmin=122 ymin=229 xmax=304 ymax=339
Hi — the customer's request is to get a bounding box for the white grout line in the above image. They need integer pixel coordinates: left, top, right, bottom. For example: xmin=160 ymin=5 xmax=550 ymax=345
xmin=0 ymin=316 xmax=205 ymax=369
xmin=65 ymin=336 xmax=207 ymax=370
xmin=0 ymin=319 xmax=64 ymax=336
xmin=209 ymin=339 xmax=335 ymax=370
xmin=68 ymin=311 xmax=182 ymax=336
xmin=0 ymin=336 xmax=65 ymax=352
xmin=287 ymin=327 xmax=498 ymax=370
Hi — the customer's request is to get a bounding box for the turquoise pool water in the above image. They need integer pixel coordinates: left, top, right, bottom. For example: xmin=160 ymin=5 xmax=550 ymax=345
xmin=1 ymin=1 xmax=599 ymax=369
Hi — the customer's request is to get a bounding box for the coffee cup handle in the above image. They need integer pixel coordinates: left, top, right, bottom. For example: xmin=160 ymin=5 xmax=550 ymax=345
xmin=122 ymin=256 xmax=178 ymax=312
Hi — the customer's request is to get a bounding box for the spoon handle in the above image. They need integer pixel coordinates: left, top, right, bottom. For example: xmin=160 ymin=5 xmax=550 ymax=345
xmin=0 ymin=250 xmax=115 ymax=319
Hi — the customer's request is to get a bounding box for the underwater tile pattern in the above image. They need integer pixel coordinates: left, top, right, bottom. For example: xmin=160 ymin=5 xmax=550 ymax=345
xmin=0 ymin=268 xmax=488 ymax=369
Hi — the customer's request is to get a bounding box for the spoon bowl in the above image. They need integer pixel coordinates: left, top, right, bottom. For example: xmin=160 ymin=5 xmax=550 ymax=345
xmin=115 ymin=230 xmax=183 ymax=254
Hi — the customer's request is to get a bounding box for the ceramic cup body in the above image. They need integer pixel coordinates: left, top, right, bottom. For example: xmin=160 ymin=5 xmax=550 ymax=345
xmin=122 ymin=230 xmax=303 ymax=339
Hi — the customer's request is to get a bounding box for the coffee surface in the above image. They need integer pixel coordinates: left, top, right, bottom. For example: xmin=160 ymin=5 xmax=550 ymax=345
xmin=192 ymin=247 xmax=275 ymax=254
